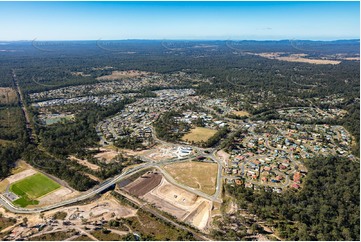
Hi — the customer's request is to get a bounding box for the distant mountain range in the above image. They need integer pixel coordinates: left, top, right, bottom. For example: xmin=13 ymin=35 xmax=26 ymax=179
xmin=0 ymin=39 xmax=359 ymax=56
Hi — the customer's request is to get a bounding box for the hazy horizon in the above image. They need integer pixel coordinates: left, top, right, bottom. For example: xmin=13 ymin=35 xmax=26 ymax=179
xmin=1 ymin=38 xmax=360 ymax=42
xmin=0 ymin=1 xmax=359 ymax=41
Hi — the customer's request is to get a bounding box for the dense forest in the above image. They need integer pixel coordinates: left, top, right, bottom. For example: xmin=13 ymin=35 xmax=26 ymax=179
xmin=36 ymin=100 xmax=133 ymax=157
xmin=219 ymin=156 xmax=359 ymax=241
xmin=0 ymin=107 xmax=27 ymax=179
xmin=342 ymin=102 xmax=360 ymax=155
xmin=153 ymin=110 xmax=190 ymax=142
xmin=22 ymin=146 xmax=97 ymax=191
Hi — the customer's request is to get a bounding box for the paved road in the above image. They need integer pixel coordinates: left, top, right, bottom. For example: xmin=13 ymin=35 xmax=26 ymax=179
xmin=150 ymin=126 xmax=224 ymax=202
xmin=1 ymin=134 xmax=224 ymax=214
xmin=156 ymin=165 xmax=222 ymax=203
xmin=115 ymin=189 xmax=210 ymax=241
xmin=0 ymin=161 xmax=151 ymax=214
xmin=209 ymin=150 xmax=224 ymax=201
xmin=0 ymin=81 xmax=224 ymax=213
xmin=0 ymin=152 xmax=222 ymax=213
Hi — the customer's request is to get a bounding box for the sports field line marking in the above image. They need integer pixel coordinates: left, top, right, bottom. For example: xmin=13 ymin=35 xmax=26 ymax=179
xmin=10 ymin=184 xmax=28 ymax=197
xmin=10 ymin=173 xmax=60 ymax=201
xmin=11 ymin=184 xmax=35 ymax=205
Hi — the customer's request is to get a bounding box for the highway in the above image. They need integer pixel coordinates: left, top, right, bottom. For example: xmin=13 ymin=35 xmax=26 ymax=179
xmin=0 ymin=80 xmax=224 ymax=214
xmin=1 ymin=127 xmax=226 ymax=214
xmin=0 ymin=149 xmax=224 ymax=213
xmin=0 ymin=162 xmax=152 ymax=214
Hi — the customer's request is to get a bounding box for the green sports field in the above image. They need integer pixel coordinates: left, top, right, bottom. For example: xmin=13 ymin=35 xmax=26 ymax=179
xmin=10 ymin=173 xmax=61 ymax=207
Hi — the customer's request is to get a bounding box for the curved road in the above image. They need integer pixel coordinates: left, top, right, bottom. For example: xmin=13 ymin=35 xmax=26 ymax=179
xmin=0 ymin=162 xmax=150 ymax=214
xmin=0 ymin=150 xmax=223 ymax=214
xmin=1 ymin=79 xmax=224 ymax=214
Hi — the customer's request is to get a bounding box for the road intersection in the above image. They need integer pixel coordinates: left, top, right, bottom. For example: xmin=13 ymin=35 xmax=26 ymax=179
xmin=0 ymin=145 xmax=224 ymax=214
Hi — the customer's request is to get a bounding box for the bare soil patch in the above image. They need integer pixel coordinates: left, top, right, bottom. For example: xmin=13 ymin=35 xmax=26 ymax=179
xmin=96 ymin=70 xmax=152 ymax=81
xmin=163 ymin=161 xmax=218 ymax=195
xmin=142 ymin=177 xmax=212 ymax=230
xmin=6 ymin=169 xmax=37 ymax=184
xmin=185 ymin=200 xmax=211 ymax=230
xmin=93 ymin=148 xmax=119 ymax=163
xmin=217 ymin=150 xmax=230 ymax=165
xmin=0 ymin=179 xmax=9 ymax=192
xmin=11 ymin=160 xmax=31 ymax=175
xmin=0 ymin=87 xmax=17 ymax=105
xmin=232 ymin=110 xmax=250 ymax=117
xmin=143 ymin=192 xmax=189 ymax=219
xmin=277 ymin=56 xmax=341 ymax=65
xmin=44 ymin=192 xmax=136 ymax=222
xmin=123 ymin=171 xmax=162 ymax=196
xmin=0 ymin=161 xmax=33 ymax=192
xmin=144 ymin=144 xmax=178 ymax=161
xmin=70 ymin=71 xmax=91 ymax=77
xmin=254 ymin=52 xmax=341 ymax=65
xmin=38 ymin=187 xmax=76 ymax=206
xmin=0 ymin=192 xmax=137 ymax=241
xmin=0 ymin=139 xmax=14 ymax=146
xmin=341 ymin=57 xmax=360 ymax=61
xmin=83 ymin=172 xmax=102 ymax=182
xmin=69 ymin=156 xmax=100 ymax=171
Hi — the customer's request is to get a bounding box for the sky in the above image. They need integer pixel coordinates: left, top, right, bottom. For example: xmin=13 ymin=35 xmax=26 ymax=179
xmin=0 ymin=1 xmax=359 ymax=41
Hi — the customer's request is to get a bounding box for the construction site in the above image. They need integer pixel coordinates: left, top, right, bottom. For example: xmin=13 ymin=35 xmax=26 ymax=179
xmin=120 ymin=170 xmax=212 ymax=231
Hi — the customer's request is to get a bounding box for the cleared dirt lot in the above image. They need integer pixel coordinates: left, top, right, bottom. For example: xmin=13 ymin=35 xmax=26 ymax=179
xmin=123 ymin=171 xmax=162 ymax=196
xmin=143 ymin=144 xmax=178 ymax=161
xmin=163 ymin=161 xmax=218 ymax=195
xmin=184 ymin=200 xmax=211 ymax=230
xmin=143 ymin=192 xmax=189 ymax=219
xmin=232 ymin=110 xmax=250 ymax=117
xmin=96 ymin=70 xmax=152 ymax=81
xmin=217 ymin=150 xmax=230 ymax=166
xmin=69 ymin=156 xmax=100 ymax=171
xmin=93 ymin=148 xmax=119 ymax=163
xmin=0 ymin=179 xmax=9 ymax=193
xmin=38 ymin=187 xmax=77 ymax=206
xmin=58 ymin=192 xmax=136 ymax=221
xmin=10 ymin=160 xmax=31 ymax=175
xmin=122 ymin=170 xmax=212 ymax=230
xmin=3 ymin=192 xmax=136 ymax=229
xmin=276 ymin=56 xmax=341 ymax=65
xmin=254 ymin=52 xmax=341 ymax=65
xmin=152 ymin=178 xmax=199 ymax=208
xmin=341 ymin=57 xmax=360 ymax=61
xmin=147 ymin=177 xmax=211 ymax=230
xmin=92 ymin=146 xmax=147 ymax=163
xmin=0 ymin=87 xmax=17 ymax=105
xmin=182 ymin=127 xmax=217 ymax=143
xmin=0 ymin=161 xmax=34 ymax=192
xmin=6 ymin=169 xmax=37 ymax=184
xmin=83 ymin=172 xmax=102 ymax=182
xmin=70 ymin=71 xmax=91 ymax=77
